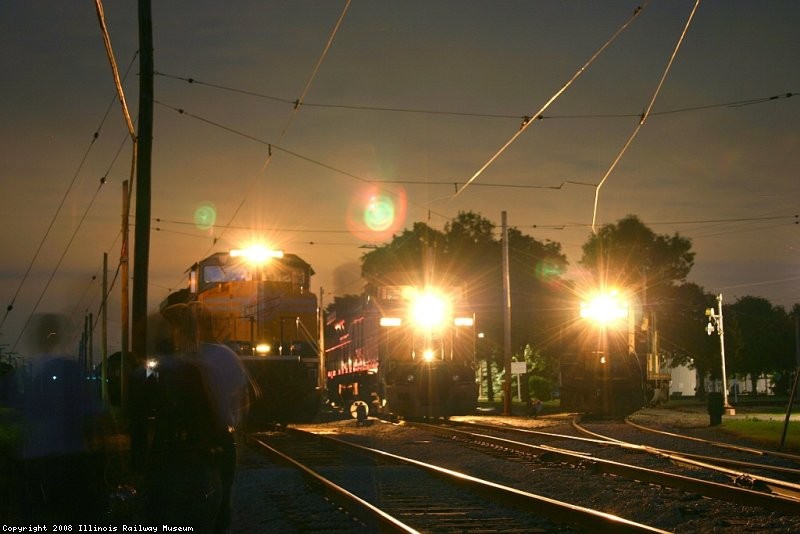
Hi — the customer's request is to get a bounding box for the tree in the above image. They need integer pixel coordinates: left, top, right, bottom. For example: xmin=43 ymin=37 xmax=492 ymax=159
xmin=579 ymin=215 xmax=698 ymax=397
xmin=580 ymin=215 xmax=694 ymax=302
xmin=361 ymin=222 xmax=445 ymax=282
xmin=656 ymin=283 xmax=718 ymax=398
xmin=359 ymin=211 xmax=569 ymax=399
xmin=725 ymin=296 xmax=794 ymax=395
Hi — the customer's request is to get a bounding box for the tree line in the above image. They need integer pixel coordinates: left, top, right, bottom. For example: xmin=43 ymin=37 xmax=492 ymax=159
xmin=331 ymin=211 xmax=799 ymax=400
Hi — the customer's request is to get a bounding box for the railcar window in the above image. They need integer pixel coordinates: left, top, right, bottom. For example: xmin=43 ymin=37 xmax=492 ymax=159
xmin=203 ymin=265 xmax=248 ymax=283
xmin=203 ymin=265 xmax=225 ymax=283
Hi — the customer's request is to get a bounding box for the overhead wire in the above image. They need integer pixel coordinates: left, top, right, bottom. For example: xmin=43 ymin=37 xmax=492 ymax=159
xmin=0 ymin=52 xmax=138 ymax=335
xmin=155 ymin=217 xmax=355 ymax=234
xmin=155 ymin=94 xmax=796 ymax=263
xmin=155 ymin=100 xmax=453 ymax=223
xmin=155 ymin=70 xmax=796 ymax=122
xmin=452 ymin=2 xmax=649 ymax=199
xmin=12 ymin=179 xmax=109 ymax=352
xmin=156 ymin=101 xmax=368 ymax=185
xmin=209 ymin=0 xmax=352 ymax=253
xmin=152 ymin=6 xmax=791 ymax=305
xmin=374 ymin=179 xmax=596 ymax=191
xmin=690 ymin=220 xmax=797 ymax=239
xmin=155 ymin=1 xmax=352 ymax=297
xmin=13 ymin=124 xmax=135 ymax=352
xmin=514 ymin=213 xmax=798 ymax=234
xmin=591 ymin=0 xmax=701 ymax=233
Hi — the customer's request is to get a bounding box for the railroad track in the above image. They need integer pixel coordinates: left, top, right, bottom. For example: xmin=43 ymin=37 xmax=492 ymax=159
xmin=572 ymin=419 xmax=800 ymax=499
xmin=426 ymin=418 xmax=800 ymax=515
xmin=624 ymin=417 xmax=800 ymax=465
xmin=246 ymin=427 xmax=665 ymax=532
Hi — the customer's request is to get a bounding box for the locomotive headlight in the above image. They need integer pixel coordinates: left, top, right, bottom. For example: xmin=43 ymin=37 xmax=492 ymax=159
xmin=380 ymin=317 xmax=402 ymax=327
xmin=580 ymin=290 xmax=628 ymax=325
xmin=230 ymin=245 xmax=283 ymax=264
xmin=454 ymin=316 xmax=474 ymax=327
xmin=422 ymin=349 xmax=435 ymax=361
xmin=255 ymin=342 xmax=272 ymax=355
xmin=409 ymin=290 xmax=449 ymax=330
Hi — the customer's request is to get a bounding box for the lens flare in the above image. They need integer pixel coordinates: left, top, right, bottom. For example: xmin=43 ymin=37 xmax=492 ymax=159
xmin=346 ymin=186 xmax=406 ymax=241
xmin=194 ymin=202 xmax=217 ymax=230
xmin=364 ymin=194 xmax=394 ymax=232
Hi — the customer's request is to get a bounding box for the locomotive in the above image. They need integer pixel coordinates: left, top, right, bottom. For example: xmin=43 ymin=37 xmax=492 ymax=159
xmin=559 ymin=290 xmax=648 ymax=418
xmin=160 ymin=246 xmax=321 ymax=426
xmin=325 ymin=275 xmax=479 ymax=419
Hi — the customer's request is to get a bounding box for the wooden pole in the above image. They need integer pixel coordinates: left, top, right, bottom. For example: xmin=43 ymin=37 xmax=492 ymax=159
xmin=502 ymin=211 xmax=512 ymax=415
xmin=318 ymin=287 xmax=326 ymax=395
xmin=101 ymin=252 xmax=108 ymax=407
xmin=132 ymin=0 xmax=153 ymax=365
xmin=121 ymin=180 xmax=130 ymax=407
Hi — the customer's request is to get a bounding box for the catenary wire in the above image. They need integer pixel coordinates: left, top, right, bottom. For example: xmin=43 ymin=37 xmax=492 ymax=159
xmin=591 ymin=0 xmax=701 ymax=234
xmin=453 ymin=2 xmax=649 ymax=199
xmin=210 ymin=0 xmax=352 ymax=254
xmin=154 ymin=100 xmax=452 ymax=225
xmin=0 ymin=53 xmax=137 ymax=334
xmin=156 ymin=2 xmax=352 ymax=297
xmin=154 ymin=70 xmax=796 ymax=122
xmin=12 ymin=179 xmax=109 ymax=352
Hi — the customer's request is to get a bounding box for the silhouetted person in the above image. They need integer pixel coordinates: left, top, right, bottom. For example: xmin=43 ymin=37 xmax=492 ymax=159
xmin=11 ymin=313 xmax=105 ymax=522
xmin=142 ymin=303 xmax=247 ymax=533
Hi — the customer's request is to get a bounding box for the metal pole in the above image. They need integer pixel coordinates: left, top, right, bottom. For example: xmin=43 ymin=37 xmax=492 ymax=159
xmin=717 ymin=294 xmax=730 ymax=408
xmin=501 ymin=211 xmax=512 ymax=415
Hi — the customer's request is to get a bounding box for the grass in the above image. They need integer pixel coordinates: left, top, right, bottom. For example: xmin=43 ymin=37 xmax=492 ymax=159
xmin=720 ymin=417 xmax=800 ymax=453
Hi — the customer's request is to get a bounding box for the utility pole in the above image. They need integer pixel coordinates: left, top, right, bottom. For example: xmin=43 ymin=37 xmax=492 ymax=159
xmin=131 ymin=0 xmax=153 ymax=365
xmin=705 ymin=293 xmax=732 ymax=412
xmin=318 ymin=287 xmax=326 ymax=396
xmin=88 ymin=311 xmax=93 ymax=374
xmin=780 ymin=313 xmax=800 ymax=449
xmin=121 ymin=180 xmax=130 ymax=407
xmin=501 ymin=211 xmax=512 ymax=415
xmin=101 ymin=252 xmax=108 ymax=407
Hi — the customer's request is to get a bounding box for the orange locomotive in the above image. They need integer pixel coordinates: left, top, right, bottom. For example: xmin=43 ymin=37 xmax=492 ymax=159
xmin=161 ymin=247 xmax=320 ymax=426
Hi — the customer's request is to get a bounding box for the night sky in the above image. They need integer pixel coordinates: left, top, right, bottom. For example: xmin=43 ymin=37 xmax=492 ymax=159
xmin=2 ymin=1 xmax=798 ymax=356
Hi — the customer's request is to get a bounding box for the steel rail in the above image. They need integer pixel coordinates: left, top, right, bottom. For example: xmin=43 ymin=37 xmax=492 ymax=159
xmin=625 ymin=417 xmax=800 ymax=463
xmin=287 ymin=427 xmax=666 ymax=533
xmin=583 ymin=420 xmax=800 ymax=478
xmin=573 ymin=420 xmax=800 ymax=502
xmin=248 ymin=434 xmax=419 ymax=533
xmin=446 ymin=418 xmax=800 ymax=479
xmin=413 ymin=421 xmax=800 ymax=516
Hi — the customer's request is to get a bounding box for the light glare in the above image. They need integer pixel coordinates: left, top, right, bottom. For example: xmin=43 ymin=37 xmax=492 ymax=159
xmin=230 ymin=245 xmax=284 ymax=263
xmin=580 ymin=290 xmax=628 ymax=325
xmin=410 ymin=291 xmax=448 ymax=329
xmin=380 ymin=317 xmax=402 ymax=327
